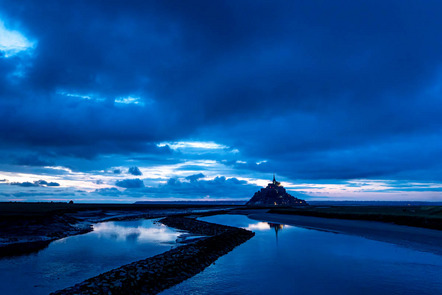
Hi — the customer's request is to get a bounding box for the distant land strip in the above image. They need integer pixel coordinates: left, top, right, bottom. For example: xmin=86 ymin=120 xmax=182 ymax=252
xmin=267 ymin=206 xmax=442 ymax=230
xmin=51 ymin=217 xmax=255 ymax=295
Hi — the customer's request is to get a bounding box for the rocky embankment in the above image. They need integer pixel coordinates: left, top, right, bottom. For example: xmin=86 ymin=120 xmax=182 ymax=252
xmin=51 ymin=217 xmax=254 ymax=295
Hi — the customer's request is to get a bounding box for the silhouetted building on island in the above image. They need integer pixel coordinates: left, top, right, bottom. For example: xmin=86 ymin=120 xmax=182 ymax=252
xmin=246 ymin=174 xmax=307 ymax=206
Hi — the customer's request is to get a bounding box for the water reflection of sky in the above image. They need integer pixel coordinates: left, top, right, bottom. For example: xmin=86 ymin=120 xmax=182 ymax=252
xmin=162 ymin=214 xmax=442 ymax=295
xmin=93 ymin=220 xmax=181 ymax=243
xmin=0 ymin=219 xmax=185 ymax=295
xmin=245 ymin=221 xmax=291 ymax=231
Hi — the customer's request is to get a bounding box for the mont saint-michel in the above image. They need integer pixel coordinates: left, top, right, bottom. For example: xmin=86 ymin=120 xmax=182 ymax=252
xmin=246 ymin=175 xmax=307 ymax=206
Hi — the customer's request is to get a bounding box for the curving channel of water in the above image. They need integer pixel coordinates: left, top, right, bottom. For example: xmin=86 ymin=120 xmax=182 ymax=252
xmin=161 ymin=214 xmax=442 ymax=295
xmin=0 ymin=219 xmax=187 ymax=295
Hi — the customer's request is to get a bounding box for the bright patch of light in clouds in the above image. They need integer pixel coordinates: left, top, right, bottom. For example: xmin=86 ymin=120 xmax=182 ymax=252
xmin=0 ymin=169 xmax=110 ymax=191
xmin=133 ymin=160 xmax=221 ymax=184
xmin=43 ymin=165 xmax=74 ymax=174
xmin=58 ymin=92 xmax=148 ymax=106
xmin=115 ymin=96 xmax=145 ymax=105
xmin=282 ymin=179 xmax=392 ymax=195
xmin=158 ymin=141 xmax=229 ymax=150
xmin=235 ymin=177 xmax=269 ymax=188
xmin=64 ymin=93 xmax=93 ymax=100
xmin=0 ymin=20 xmax=35 ymax=57
xmin=58 ymin=91 xmax=105 ymax=102
xmin=1 ymin=159 xmax=441 ymax=202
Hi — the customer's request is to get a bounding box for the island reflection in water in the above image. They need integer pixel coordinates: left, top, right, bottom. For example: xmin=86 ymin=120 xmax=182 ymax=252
xmin=245 ymin=221 xmax=287 ymax=243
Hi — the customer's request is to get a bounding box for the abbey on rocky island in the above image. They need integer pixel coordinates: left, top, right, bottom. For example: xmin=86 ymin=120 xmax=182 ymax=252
xmin=246 ymin=174 xmax=307 ymax=206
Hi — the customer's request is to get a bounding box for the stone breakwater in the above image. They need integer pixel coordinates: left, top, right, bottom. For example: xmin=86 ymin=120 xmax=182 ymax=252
xmin=51 ymin=217 xmax=254 ymax=295
xmin=160 ymin=216 xmax=237 ymax=235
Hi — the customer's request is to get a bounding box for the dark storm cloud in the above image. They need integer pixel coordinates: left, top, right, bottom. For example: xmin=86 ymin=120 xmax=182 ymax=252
xmin=115 ymin=178 xmax=145 ymax=189
xmin=0 ymin=0 xmax=441 ymax=185
xmin=10 ymin=180 xmax=60 ymax=187
xmin=185 ymin=173 xmax=205 ymax=182
xmin=128 ymin=166 xmax=142 ymax=176
xmin=10 ymin=181 xmax=37 ymax=187
xmin=14 ymin=154 xmax=54 ymax=166
xmin=221 ymin=129 xmax=442 ymax=181
xmin=94 ymin=187 xmax=121 ymax=196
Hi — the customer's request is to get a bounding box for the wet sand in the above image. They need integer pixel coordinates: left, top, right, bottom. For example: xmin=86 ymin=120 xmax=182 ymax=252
xmin=248 ymin=213 xmax=442 ymax=256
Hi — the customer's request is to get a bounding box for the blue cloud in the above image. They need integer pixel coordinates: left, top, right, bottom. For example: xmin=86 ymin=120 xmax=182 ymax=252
xmin=10 ymin=180 xmax=60 ymax=187
xmin=14 ymin=154 xmax=54 ymax=166
xmin=128 ymin=166 xmax=142 ymax=176
xmin=0 ymin=1 xmax=441 ymax=200
xmin=185 ymin=173 xmax=205 ymax=182
xmin=115 ymin=178 xmax=145 ymax=189
xmin=10 ymin=181 xmax=37 ymax=187
xmin=94 ymin=187 xmax=121 ymax=196
xmin=139 ymin=176 xmax=259 ymax=200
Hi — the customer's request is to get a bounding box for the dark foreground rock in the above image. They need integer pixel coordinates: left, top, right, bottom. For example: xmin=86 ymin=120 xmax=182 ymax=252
xmin=51 ymin=217 xmax=254 ymax=295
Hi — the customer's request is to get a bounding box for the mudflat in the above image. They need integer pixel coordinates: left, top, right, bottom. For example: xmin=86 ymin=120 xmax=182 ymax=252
xmin=248 ymin=212 xmax=442 ymax=256
xmin=267 ymin=205 xmax=442 ymax=230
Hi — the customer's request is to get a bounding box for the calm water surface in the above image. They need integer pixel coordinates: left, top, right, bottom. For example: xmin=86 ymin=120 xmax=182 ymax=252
xmin=162 ymin=214 xmax=442 ymax=295
xmin=0 ymin=219 xmax=184 ymax=295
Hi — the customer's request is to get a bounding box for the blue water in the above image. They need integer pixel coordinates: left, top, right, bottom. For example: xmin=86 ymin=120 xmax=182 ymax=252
xmin=161 ymin=215 xmax=442 ymax=295
xmin=0 ymin=219 xmax=185 ymax=295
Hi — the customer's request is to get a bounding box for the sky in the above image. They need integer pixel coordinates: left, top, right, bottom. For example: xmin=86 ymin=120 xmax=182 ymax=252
xmin=0 ymin=0 xmax=441 ymax=203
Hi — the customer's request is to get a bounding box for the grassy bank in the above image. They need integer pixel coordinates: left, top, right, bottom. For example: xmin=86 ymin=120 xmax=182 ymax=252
xmin=267 ymin=205 xmax=442 ymax=230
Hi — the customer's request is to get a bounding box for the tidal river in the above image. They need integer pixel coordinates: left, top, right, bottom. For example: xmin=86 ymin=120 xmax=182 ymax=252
xmin=2 ymin=215 xmax=441 ymax=295
xmin=0 ymin=219 xmax=187 ymax=295
xmin=162 ymin=214 xmax=442 ymax=295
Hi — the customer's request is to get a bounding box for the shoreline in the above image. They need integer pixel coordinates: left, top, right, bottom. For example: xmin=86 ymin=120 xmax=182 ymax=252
xmin=51 ymin=217 xmax=254 ymax=295
xmin=0 ymin=206 xmax=233 ymax=257
xmin=2 ymin=203 xmax=441 ymax=258
xmin=2 ymin=206 xmax=442 ymax=293
xmin=248 ymin=212 xmax=442 ymax=256
xmin=266 ymin=206 xmax=442 ymax=230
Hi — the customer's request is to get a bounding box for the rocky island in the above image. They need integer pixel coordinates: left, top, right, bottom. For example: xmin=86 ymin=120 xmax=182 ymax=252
xmin=246 ymin=175 xmax=307 ymax=206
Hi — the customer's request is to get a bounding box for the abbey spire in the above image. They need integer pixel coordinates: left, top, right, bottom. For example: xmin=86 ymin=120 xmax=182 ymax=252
xmin=271 ymin=174 xmax=280 ymax=187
